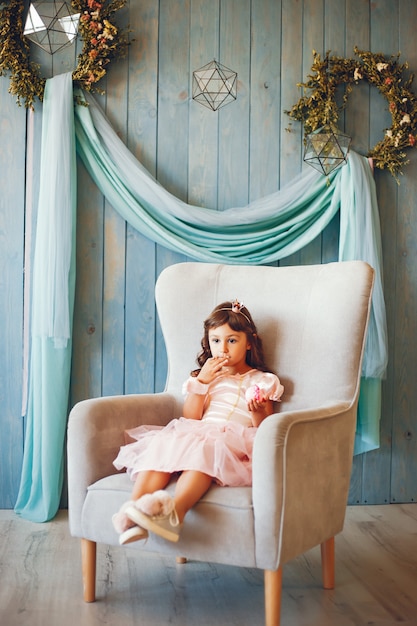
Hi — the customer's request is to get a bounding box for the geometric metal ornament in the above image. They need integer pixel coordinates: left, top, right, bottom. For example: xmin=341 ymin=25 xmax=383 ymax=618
xmin=24 ymin=1 xmax=80 ymax=55
xmin=303 ymin=125 xmax=351 ymax=176
xmin=192 ymin=59 xmax=237 ymax=111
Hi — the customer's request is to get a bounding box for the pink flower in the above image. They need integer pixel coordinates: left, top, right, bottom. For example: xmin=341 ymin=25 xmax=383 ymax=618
xmin=385 ymin=77 xmax=393 ymax=85
xmin=409 ymin=134 xmax=416 ymax=147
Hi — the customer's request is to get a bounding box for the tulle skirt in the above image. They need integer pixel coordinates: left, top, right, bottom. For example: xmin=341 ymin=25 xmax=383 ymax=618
xmin=113 ymin=417 xmax=257 ymax=487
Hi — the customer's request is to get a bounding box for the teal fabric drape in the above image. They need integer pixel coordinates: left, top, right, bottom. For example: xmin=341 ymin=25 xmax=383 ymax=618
xmin=75 ymin=94 xmax=342 ymax=265
xmin=14 ymin=73 xmax=77 ymax=522
xmin=15 ymin=79 xmax=387 ymax=522
xmin=337 ymin=152 xmax=387 ymax=454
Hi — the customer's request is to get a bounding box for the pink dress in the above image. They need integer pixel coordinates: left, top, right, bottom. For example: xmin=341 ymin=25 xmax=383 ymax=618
xmin=113 ymin=369 xmax=284 ymax=487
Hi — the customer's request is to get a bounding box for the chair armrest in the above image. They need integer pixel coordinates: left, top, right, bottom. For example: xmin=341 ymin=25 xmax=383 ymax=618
xmin=252 ymin=401 xmax=357 ymax=570
xmin=67 ymin=393 xmax=177 ymax=536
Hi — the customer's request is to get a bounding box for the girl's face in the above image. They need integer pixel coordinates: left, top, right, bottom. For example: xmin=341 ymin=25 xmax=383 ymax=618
xmin=208 ymin=323 xmax=251 ymax=372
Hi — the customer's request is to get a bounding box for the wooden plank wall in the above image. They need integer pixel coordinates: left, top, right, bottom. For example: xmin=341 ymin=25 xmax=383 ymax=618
xmin=1 ymin=0 xmax=416 ymax=508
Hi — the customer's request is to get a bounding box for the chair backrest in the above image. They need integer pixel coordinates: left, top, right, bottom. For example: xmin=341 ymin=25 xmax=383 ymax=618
xmin=155 ymin=261 xmax=374 ymax=414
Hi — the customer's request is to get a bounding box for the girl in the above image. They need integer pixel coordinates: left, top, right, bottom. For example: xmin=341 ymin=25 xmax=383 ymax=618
xmin=112 ymin=300 xmax=284 ymax=545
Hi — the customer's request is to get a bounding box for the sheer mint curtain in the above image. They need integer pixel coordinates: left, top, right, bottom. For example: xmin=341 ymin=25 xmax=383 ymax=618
xmin=15 ymin=74 xmax=387 ymax=522
xmin=15 ymin=73 xmax=77 ymax=522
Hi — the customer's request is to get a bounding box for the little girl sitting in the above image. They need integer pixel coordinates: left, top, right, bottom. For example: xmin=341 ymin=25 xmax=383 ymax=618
xmin=112 ymin=300 xmax=284 ymax=544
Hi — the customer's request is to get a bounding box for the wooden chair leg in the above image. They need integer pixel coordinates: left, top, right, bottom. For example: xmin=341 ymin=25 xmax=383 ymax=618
xmin=321 ymin=536 xmax=335 ymax=590
xmin=81 ymin=538 xmax=97 ymax=602
xmin=264 ymin=568 xmax=282 ymax=626
xmin=176 ymin=556 xmax=187 ymax=564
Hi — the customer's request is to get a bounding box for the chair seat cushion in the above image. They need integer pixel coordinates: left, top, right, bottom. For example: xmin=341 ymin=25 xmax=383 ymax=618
xmin=80 ymin=473 xmax=257 ymax=567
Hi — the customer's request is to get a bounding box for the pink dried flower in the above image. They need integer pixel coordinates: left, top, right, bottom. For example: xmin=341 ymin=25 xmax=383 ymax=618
xmin=89 ymin=21 xmax=102 ymax=34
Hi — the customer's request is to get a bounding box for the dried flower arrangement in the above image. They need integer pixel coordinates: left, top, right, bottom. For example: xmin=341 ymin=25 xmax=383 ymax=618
xmin=0 ymin=0 xmax=129 ymax=109
xmin=286 ymin=47 xmax=417 ymax=180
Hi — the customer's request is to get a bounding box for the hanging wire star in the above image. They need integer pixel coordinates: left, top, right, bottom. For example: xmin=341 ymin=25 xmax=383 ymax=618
xmin=192 ymin=60 xmax=237 ymax=111
xmin=24 ymin=1 xmax=80 ymax=54
xmin=303 ymin=125 xmax=351 ymax=176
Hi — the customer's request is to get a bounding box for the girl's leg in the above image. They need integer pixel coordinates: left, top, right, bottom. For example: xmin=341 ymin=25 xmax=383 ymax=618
xmin=113 ymin=470 xmax=171 ymax=533
xmin=124 ymin=470 xmax=213 ymax=543
xmin=173 ymin=470 xmax=213 ymax=523
xmin=131 ymin=470 xmax=172 ymax=500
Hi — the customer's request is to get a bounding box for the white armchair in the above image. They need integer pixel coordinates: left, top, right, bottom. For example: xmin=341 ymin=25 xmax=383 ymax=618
xmin=67 ymin=261 xmax=374 ymax=625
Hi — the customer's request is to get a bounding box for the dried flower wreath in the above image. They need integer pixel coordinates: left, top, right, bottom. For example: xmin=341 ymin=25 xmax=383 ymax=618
xmin=0 ymin=0 xmax=128 ymax=109
xmin=286 ymin=47 xmax=417 ymax=180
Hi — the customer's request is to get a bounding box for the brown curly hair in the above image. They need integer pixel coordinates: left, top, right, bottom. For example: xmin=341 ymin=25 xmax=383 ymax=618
xmin=191 ymin=301 xmax=270 ymax=376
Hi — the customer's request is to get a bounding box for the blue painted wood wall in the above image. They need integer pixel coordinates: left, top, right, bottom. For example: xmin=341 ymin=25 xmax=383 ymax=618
xmin=1 ymin=0 xmax=416 ymax=508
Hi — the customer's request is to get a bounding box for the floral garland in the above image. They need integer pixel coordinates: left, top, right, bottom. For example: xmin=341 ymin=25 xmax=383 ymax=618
xmin=286 ymin=47 xmax=417 ymax=179
xmin=0 ymin=0 xmax=128 ymax=109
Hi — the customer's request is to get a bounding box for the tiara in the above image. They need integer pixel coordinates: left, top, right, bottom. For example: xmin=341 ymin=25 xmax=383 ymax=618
xmin=220 ymin=300 xmax=252 ymax=325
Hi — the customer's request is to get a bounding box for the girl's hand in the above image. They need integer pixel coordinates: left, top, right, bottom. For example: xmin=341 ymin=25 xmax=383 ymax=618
xmin=245 ymin=386 xmax=273 ymax=427
xmin=246 ymin=387 xmax=268 ymax=413
xmin=197 ymin=356 xmax=230 ymax=384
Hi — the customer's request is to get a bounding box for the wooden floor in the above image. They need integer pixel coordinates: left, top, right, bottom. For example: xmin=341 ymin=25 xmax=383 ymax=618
xmin=0 ymin=504 xmax=416 ymax=626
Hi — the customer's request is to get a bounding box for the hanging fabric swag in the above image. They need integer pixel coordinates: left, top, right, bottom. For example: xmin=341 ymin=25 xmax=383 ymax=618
xmin=15 ymin=73 xmax=388 ymax=522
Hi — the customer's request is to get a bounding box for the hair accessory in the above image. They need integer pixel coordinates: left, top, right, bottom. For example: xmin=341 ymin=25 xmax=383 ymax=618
xmin=220 ymin=300 xmax=252 ymax=325
xmin=231 ymin=299 xmax=244 ymax=313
